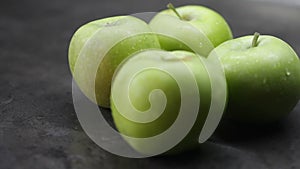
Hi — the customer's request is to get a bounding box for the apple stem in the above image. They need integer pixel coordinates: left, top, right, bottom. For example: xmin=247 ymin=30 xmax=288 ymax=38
xmin=252 ymin=32 xmax=260 ymax=47
xmin=167 ymin=3 xmax=182 ymax=20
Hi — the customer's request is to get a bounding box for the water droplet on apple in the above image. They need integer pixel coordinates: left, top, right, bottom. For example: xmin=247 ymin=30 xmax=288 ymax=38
xmin=199 ymin=42 xmax=203 ymax=48
xmin=285 ymin=68 xmax=291 ymax=77
xmin=263 ymin=78 xmax=267 ymax=84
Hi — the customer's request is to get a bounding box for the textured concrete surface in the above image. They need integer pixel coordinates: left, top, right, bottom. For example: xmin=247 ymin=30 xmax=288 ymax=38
xmin=0 ymin=0 xmax=300 ymax=168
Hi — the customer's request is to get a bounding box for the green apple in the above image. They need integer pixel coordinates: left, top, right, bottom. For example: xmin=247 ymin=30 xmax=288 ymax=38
xmin=110 ymin=49 xmax=225 ymax=155
xmin=210 ymin=33 xmax=300 ymax=123
xmin=149 ymin=4 xmax=233 ymax=56
xmin=68 ymin=16 xmax=160 ymax=108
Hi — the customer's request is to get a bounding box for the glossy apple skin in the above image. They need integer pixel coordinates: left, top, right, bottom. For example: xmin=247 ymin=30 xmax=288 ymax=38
xmin=150 ymin=5 xmax=233 ymax=56
xmin=68 ymin=16 xmax=160 ymax=108
xmin=68 ymin=16 xmax=124 ymax=73
xmin=111 ymin=50 xmax=212 ymax=154
xmin=212 ymin=35 xmax=300 ymax=123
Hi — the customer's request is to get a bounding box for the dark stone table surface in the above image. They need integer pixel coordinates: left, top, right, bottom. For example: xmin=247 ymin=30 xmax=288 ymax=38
xmin=1 ymin=0 xmax=300 ymax=168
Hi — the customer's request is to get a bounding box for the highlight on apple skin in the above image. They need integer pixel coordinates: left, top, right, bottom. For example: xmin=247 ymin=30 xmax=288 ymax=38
xmin=68 ymin=16 xmax=161 ymax=108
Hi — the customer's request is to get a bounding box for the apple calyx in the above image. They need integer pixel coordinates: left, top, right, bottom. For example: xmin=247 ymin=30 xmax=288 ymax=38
xmin=167 ymin=3 xmax=183 ymax=20
xmin=252 ymin=32 xmax=260 ymax=47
